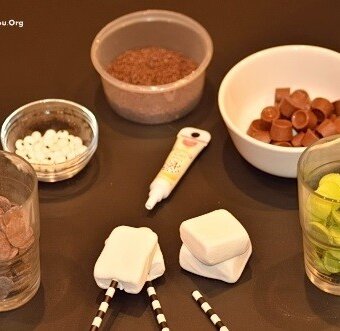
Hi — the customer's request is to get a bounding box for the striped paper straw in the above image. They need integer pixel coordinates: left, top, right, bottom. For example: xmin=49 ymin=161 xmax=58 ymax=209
xmin=192 ymin=290 xmax=229 ymax=331
xmin=146 ymin=281 xmax=170 ymax=331
xmin=90 ymin=280 xmax=118 ymax=331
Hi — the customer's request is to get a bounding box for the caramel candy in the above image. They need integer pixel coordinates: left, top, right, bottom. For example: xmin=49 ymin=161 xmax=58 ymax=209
xmin=311 ymin=97 xmax=335 ymax=123
xmin=301 ymin=129 xmax=319 ymax=147
xmin=330 ymin=114 xmax=337 ymax=122
xmin=270 ymin=119 xmax=293 ymax=142
xmin=334 ymin=117 xmax=340 ymax=133
xmin=316 ymin=119 xmax=338 ymax=137
xmin=291 ymin=109 xmax=317 ymax=130
xmin=247 ymin=119 xmax=270 ymax=136
xmin=334 ymin=100 xmax=340 ymax=116
xmin=273 ymin=141 xmax=292 ymax=147
xmin=249 ymin=130 xmax=271 ymax=143
xmin=275 ymin=88 xmax=290 ymax=104
xmin=261 ymin=106 xmax=280 ymax=126
xmin=291 ymin=132 xmax=305 ymax=147
xmin=0 ymin=231 xmax=18 ymax=262
xmin=5 ymin=217 xmax=33 ymax=250
xmin=279 ymin=97 xmax=308 ymax=118
xmin=291 ymin=89 xmax=310 ymax=106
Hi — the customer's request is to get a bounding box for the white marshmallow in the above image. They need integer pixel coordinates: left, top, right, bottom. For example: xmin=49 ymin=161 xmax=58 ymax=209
xmin=179 ymin=243 xmax=252 ymax=283
xmin=147 ymin=244 xmax=166 ymax=281
xmin=94 ymin=226 xmax=158 ymax=294
xmin=180 ymin=209 xmax=250 ymax=265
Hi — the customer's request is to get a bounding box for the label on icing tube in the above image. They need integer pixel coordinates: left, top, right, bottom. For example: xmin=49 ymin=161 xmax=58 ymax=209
xmin=145 ymin=127 xmax=211 ymax=210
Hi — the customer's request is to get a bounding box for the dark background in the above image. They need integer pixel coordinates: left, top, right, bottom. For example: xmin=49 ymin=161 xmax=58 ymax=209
xmin=0 ymin=0 xmax=339 ymax=330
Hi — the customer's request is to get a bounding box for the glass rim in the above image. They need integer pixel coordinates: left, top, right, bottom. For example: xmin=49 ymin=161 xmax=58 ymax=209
xmin=0 ymin=150 xmax=38 ymax=205
xmin=297 ymin=134 xmax=340 ymax=203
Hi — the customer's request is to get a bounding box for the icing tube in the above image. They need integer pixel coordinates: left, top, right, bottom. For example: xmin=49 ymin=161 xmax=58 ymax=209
xmin=145 ymin=127 xmax=211 ymax=210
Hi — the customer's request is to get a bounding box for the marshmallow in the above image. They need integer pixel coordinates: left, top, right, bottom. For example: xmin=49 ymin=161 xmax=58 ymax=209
xmin=179 ymin=243 xmax=252 ymax=283
xmin=147 ymin=244 xmax=166 ymax=281
xmin=94 ymin=226 xmax=158 ymax=294
xmin=180 ymin=209 xmax=250 ymax=265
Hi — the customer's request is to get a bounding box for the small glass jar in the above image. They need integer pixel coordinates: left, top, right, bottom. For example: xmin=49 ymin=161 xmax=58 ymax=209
xmin=0 ymin=151 xmax=40 ymax=311
xmin=298 ymin=135 xmax=340 ymax=295
xmin=1 ymin=99 xmax=98 ymax=182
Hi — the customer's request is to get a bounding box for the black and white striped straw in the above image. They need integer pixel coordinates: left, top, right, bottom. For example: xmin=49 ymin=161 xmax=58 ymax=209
xmin=192 ymin=290 xmax=229 ymax=331
xmin=90 ymin=280 xmax=118 ymax=331
xmin=146 ymin=281 xmax=170 ymax=331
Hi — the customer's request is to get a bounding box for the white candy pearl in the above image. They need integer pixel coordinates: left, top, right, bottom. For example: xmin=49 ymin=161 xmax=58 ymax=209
xmin=57 ymin=130 xmax=69 ymax=138
xmin=15 ymin=139 xmax=25 ymax=150
xmin=23 ymin=135 xmax=34 ymax=144
xmin=75 ymin=145 xmax=87 ymax=156
xmin=72 ymin=136 xmax=83 ymax=147
xmin=16 ymin=130 xmax=84 ymax=167
xmin=54 ymin=154 xmax=67 ymax=164
xmin=15 ymin=149 xmax=26 ymax=158
xmin=66 ymin=150 xmax=76 ymax=160
xmin=44 ymin=129 xmax=56 ymax=138
xmin=31 ymin=131 xmax=42 ymax=142
xmin=33 ymin=151 xmax=45 ymax=162
xmin=43 ymin=136 xmax=57 ymax=146
xmin=56 ymin=137 xmax=69 ymax=148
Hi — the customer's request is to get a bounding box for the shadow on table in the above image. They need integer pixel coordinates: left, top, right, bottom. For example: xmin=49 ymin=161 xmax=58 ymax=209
xmin=93 ymin=78 xmax=216 ymax=140
xmin=38 ymin=154 xmax=100 ymax=203
xmin=222 ymin=139 xmax=298 ymax=210
xmin=252 ymin=253 xmax=340 ymax=330
xmin=0 ymin=285 xmax=45 ymax=330
xmin=180 ymin=259 xmax=253 ymax=298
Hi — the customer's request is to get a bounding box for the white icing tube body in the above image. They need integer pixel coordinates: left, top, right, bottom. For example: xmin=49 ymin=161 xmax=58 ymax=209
xmin=145 ymin=127 xmax=211 ymax=210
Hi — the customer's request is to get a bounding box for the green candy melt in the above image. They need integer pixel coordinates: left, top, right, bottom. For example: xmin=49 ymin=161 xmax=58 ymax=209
xmin=316 ymin=181 xmax=340 ymax=200
xmin=323 ymin=252 xmax=340 ymax=273
xmin=331 ymin=208 xmax=340 ymax=226
xmin=308 ymin=222 xmax=332 ymax=243
xmin=307 ymin=195 xmax=333 ymax=222
xmin=307 ymin=173 xmax=340 ymax=275
xmin=319 ymin=173 xmax=340 ymax=187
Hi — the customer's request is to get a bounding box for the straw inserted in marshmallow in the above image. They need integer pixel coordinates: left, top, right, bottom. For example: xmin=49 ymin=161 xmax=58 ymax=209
xmin=146 ymin=281 xmax=170 ymax=331
xmin=90 ymin=280 xmax=118 ymax=331
xmin=192 ymin=290 xmax=229 ymax=331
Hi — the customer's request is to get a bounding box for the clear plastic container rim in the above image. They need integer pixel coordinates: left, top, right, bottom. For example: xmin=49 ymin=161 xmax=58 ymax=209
xmin=0 ymin=99 xmax=99 ymax=170
xmin=90 ymin=9 xmax=213 ymax=93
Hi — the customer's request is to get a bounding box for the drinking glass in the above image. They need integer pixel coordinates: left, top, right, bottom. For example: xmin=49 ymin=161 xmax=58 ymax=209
xmin=0 ymin=151 xmax=40 ymax=311
xmin=298 ymin=135 xmax=340 ymax=295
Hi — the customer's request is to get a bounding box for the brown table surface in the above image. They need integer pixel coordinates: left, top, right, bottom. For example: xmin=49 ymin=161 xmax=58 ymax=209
xmin=1 ymin=1 xmax=340 ymax=330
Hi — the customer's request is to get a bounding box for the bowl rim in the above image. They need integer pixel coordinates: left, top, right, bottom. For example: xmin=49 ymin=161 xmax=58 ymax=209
xmin=218 ymin=44 xmax=340 ymax=154
xmin=90 ymin=9 xmax=213 ymax=94
xmin=0 ymin=98 xmax=99 ymax=168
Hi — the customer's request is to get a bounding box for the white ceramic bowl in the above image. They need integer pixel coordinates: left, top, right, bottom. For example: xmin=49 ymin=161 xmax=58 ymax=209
xmin=218 ymin=45 xmax=340 ymax=178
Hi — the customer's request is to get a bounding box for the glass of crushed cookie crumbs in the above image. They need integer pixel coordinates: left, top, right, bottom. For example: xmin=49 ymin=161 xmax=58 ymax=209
xmin=91 ymin=10 xmax=213 ymax=124
xmin=0 ymin=151 xmax=40 ymax=311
